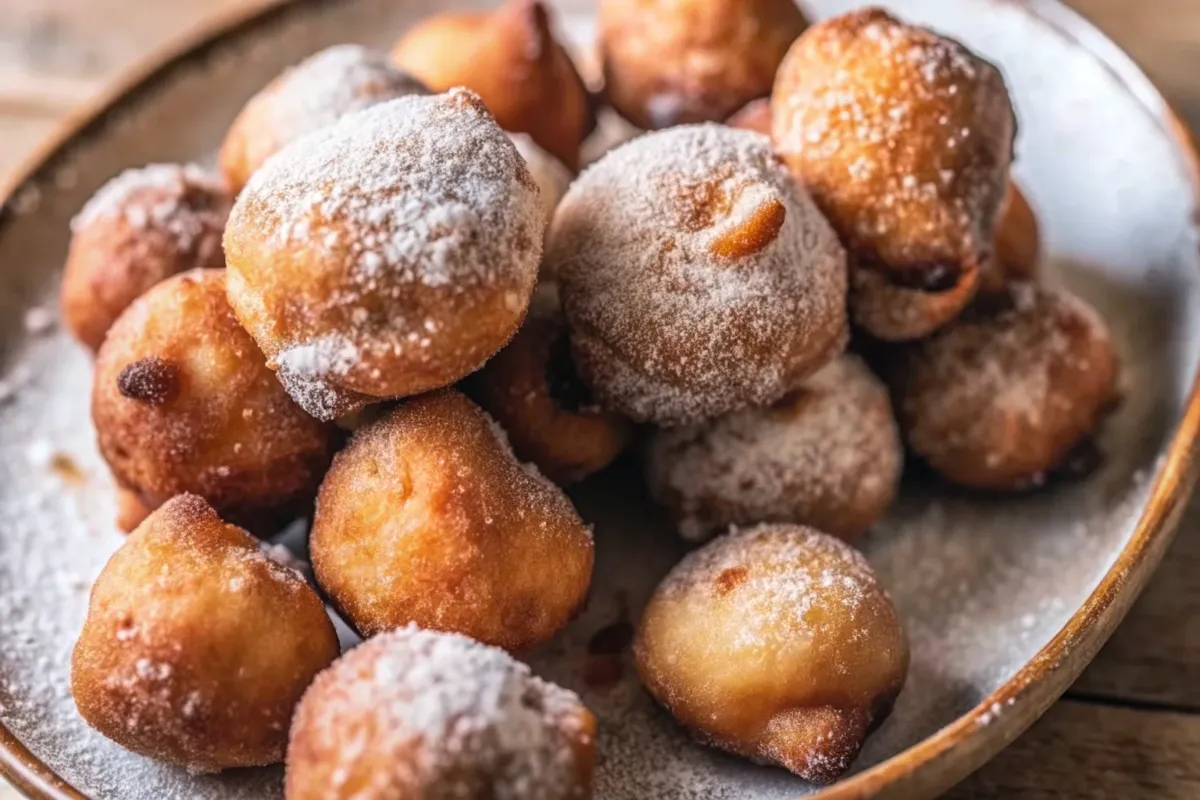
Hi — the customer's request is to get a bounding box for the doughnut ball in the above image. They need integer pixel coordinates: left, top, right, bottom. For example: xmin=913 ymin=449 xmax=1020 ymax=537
xmin=599 ymin=0 xmax=807 ymax=129
xmin=286 ymin=626 xmax=596 ymax=800
xmin=71 ymin=495 xmax=339 ymax=772
xmin=310 ymin=389 xmax=594 ymax=651
xmin=60 ymin=164 xmax=231 ymax=351
xmin=93 ymin=269 xmax=336 ymax=531
xmin=990 ymin=181 xmax=1041 ymax=289
xmin=893 ymin=284 xmax=1118 ymax=490
xmin=223 ymin=89 xmax=543 ymax=421
xmin=510 ymin=133 xmax=574 ymax=234
xmin=773 ymin=8 xmax=1016 ymax=340
xmin=115 ymin=488 xmax=152 ymax=534
xmin=546 ymin=124 xmax=848 ymax=426
xmin=645 ymin=355 xmax=901 ymax=543
xmin=391 ymin=0 xmax=593 ymax=169
xmin=219 ymin=44 xmax=428 ymax=194
xmin=634 ymin=524 xmax=908 ymax=783
xmin=725 ymin=97 xmax=772 ymax=136
xmin=466 ymin=286 xmax=633 ymax=485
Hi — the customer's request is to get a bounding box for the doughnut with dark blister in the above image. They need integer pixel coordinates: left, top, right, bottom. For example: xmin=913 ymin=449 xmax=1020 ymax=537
xmin=71 ymin=495 xmax=339 ymax=772
xmin=546 ymin=124 xmax=847 ymax=426
xmin=310 ymin=389 xmax=594 ymax=651
xmin=391 ymin=0 xmax=593 ymax=169
xmin=92 ymin=269 xmax=336 ymax=531
xmin=773 ymin=8 xmax=1015 ymax=340
xmin=219 ymin=44 xmax=428 ymax=194
xmin=223 ymin=90 xmax=543 ymax=420
xmin=599 ymin=0 xmax=807 ymax=129
xmin=285 ymin=625 xmax=596 ymax=799
xmin=645 ymin=355 xmax=902 ymax=543
xmin=892 ymin=284 xmax=1118 ymax=490
xmin=635 ymin=523 xmax=909 ymax=783
xmin=61 ymin=164 xmax=231 ymax=351
xmin=466 ymin=286 xmax=633 ymax=484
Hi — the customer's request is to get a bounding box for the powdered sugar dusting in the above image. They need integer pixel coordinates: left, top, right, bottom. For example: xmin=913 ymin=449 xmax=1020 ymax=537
xmin=645 ymin=355 xmax=902 ymax=542
xmin=248 ymin=44 xmax=427 ymax=149
xmin=71 ymin=164 xmax=229 ymax=253
xmin=547 ymin=123 xmax=847 ymax=424
xmin=288 ymin=626 xmax=591 ymax=799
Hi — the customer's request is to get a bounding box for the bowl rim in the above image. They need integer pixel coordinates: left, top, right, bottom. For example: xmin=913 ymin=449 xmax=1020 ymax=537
xmin=2 ymin=0 xmax=1199 ymax=797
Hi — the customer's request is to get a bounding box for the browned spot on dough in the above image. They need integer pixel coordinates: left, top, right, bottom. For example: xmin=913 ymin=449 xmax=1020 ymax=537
xmin=117 ymin=357 xmax=180 ymax=405
xmin=715 ymin=566 xmax=749 ymax=595
xmin=710 ymin=198 xmax=787 ymax=259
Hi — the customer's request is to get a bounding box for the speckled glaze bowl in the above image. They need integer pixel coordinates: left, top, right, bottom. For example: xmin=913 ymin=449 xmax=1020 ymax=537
xmin=2 ymin=0 xmax=1199 ymax=798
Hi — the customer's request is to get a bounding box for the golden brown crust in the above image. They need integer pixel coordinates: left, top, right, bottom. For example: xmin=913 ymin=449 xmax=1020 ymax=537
xmin=850 ymin=255 xmax=982 ymax=342
xmin=725 ymin=97 xmax=773 ymax=136
xmin=222 ymin=90 xmax=543 ymax=420
xmin=310 ymin=389 xmax=594 ymax=651
xmin=892 ymin=284 xmax=1119 ymax=490
xmin=60 ymin=164 xmax=231 ymax=352
xmin=986 ymin=181 xmax=1041 ymax=291
xmin=92 ymin=269 xmax=337 ymax=529
xmin=634 ymin=524 xmax=908 ymax=783
xmin=600 ymin=0 xmax=806 ymax=129
xmin=71 ymin=495 xmax=339 ymax=772
xmin=465 ymin=288 xmax=633 ymax=484
xmin=115 ymin=488 xmax=152 ymax=533
xmin=772 ymin=8 xmax=1015 ymax=338
xmin=391 ymin=0 xmax=593 ymax=169
xmin=644 ymin=355 xmax=902 ymax=543
xmin=219 ymin=45 xmax=428 ymax=194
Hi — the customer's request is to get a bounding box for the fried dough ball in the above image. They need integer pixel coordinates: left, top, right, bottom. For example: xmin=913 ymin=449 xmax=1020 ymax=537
xmin=310 ymin=389 xmax=594 ymax=651
xmin=286 ymin=626 xmax=596 ymax=800
xmin=645 ymin=355 xmax=901 ymax=543
xmin=93 ymin=269 xmax=336 ymax=530
xmin=599 ymin=0 xmax=806 ymax=129
xmin=725 ymin=97 xmax=772 ymax=135
xmin=60 ymin=164 xmax=231 ymax=351
xmin=219 ymin=44 xmax=428 ymax=194
xmin=546 ymin=124 xmax=848 ymax=426
xmin=223 ymin=90 xmax=543 ymax=421
xmin=465 ymin=286 xmax=633 ymax=484
xmin=773 ymin=9 xmax=1016 ymax=340
xmin=635 ymin=524 xmax=908 ymax=783
xmin=71 ymin=495 xmax=339 ymax=772
xmin=893 ymin=284 xmax=1118 ymax=490
xmin=115 ymin=488 xmax=152 ymax=534
xmin=391 ymin=0 xmax=592 ymax=169
xmin=511 ymin=132 xmax=574 ymax=234
xmin=986 ymin=181 xmax=1041 ymax=291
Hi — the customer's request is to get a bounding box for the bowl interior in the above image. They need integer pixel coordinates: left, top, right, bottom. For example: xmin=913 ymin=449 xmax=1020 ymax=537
xmin=1 ymin=0 xmax=1198 ymax=798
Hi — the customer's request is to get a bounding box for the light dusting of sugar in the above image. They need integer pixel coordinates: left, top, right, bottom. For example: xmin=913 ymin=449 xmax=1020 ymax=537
xmin=71 ymin=164 xmax=229 ymax=255
xmin=250 ymin=44 xmax=427 ymax=148
xmin=229 ymin=89 xmax=542 ymax=392
xmin=546 ymin=123 xmax=847 ymax=424
xmin=290 ymin=626 xmax=589 ymax=799
xmin=646 ymin=355 xmax=902 ymax=542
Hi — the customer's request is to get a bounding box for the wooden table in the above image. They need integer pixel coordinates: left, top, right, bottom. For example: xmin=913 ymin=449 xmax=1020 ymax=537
xmin=3 ymin=0 xmax=1200 ymax=797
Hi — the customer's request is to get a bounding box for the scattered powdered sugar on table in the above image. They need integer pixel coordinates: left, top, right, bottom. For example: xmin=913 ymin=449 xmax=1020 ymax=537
xmin=290 ymin=626 xmax=589 ymax=799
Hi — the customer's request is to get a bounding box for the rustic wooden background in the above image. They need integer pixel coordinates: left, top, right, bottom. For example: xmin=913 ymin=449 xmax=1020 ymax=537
xmin=2 ymin=0 xmax=1200 ymax=797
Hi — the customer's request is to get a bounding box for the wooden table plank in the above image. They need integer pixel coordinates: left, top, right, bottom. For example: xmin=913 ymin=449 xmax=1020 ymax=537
xmin=948 ymin=699 xmax=1200 ymax=799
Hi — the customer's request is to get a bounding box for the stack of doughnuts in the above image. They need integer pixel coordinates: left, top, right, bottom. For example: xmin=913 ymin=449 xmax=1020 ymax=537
xmin=60 ymin=2 xmax=1120 ymax=796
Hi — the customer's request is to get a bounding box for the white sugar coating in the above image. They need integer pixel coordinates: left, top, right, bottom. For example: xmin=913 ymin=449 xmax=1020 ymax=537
xmin=645 ymin=355 xmax=902 ymax=542
xmin=288 ymin=625 xmax=592 ymax=799
xmin=546 ymin=124 xmax=847 ymax=425
xmin=772 ymin=8 xmax=1012 ymax=270
xmin=510 ymin=132 xmax=573 ymax=230
xmin=226 ymin=88 xmax=543 ymax=406
xmin=241 ymin=44 xmax=427 ymax=151
xmin=71 ymin=163 xmax=230 ymax=251
xmin=899 ymin=283 xmax=1114 ymax=462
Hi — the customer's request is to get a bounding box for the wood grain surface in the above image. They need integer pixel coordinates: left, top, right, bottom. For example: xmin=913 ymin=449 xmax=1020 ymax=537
xmin=2 ymin=0 xmax=1200 ymax=797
